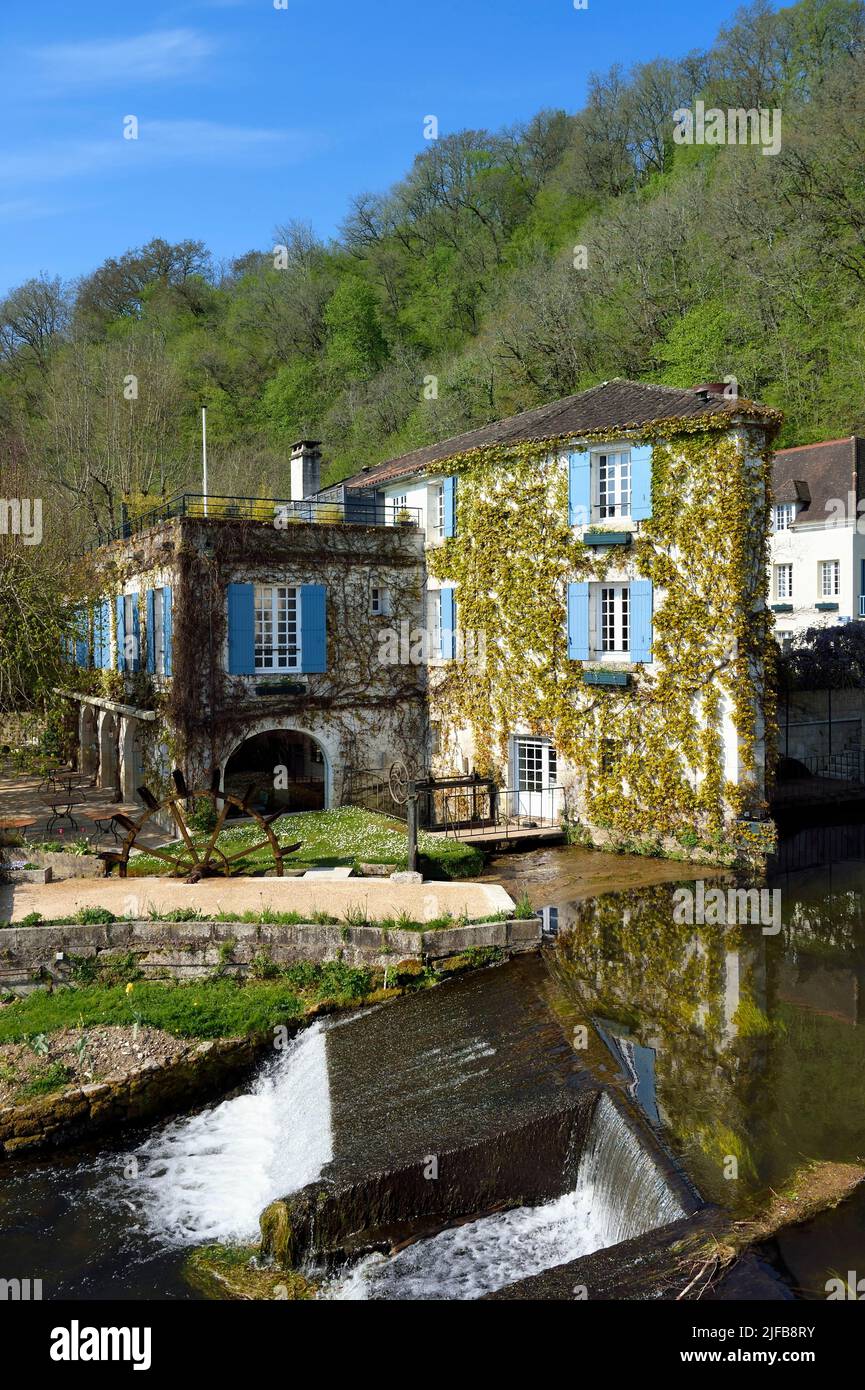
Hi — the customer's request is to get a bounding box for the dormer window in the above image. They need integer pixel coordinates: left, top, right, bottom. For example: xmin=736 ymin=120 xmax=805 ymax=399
xmin=773 ymin=503 xmax=796 ymax=531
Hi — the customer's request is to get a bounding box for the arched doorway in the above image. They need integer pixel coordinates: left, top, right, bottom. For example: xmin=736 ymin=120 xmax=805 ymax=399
xmin=223 ymin=729 xmax=328 ymax=813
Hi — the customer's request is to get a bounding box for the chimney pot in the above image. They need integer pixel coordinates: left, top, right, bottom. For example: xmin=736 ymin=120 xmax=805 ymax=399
xmin=290 ymin=440 xmax=322 ymax=501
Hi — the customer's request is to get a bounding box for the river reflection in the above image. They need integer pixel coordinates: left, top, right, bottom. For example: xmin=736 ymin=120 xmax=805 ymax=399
xmin=487 ymin=838 xmax=865 ymax=1224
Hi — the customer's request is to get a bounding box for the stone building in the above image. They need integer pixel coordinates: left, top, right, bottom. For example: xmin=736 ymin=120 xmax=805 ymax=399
xmin=65 ymin=445 xmax=428 ymax=810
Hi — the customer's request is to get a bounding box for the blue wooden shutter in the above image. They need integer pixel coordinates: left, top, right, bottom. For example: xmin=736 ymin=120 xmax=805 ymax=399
xmin=73 ymin=609 xmax=87 ymax=668
xmin=567 ymin=582 xmax=590 ymax=660
xmin=163 ymin=587 xmax=173 ymax=676
xmin=115 ymin=595 xmax=125 ymax=671
xmin=443 ymin=476 xmax=457 ymax=537
xmin=630 ymin=444 xmax=653 ymax=521
xmin=439 ymin=586 xmax=456 ymax=659
xmin=299 ymin=584 xmax=327 ymax=673
xmin=130 ymin=594 xmax=141 ymax=672
xmin=145 ymin=590 xmax=156 ymax=674
xmin=630 ymin=579 xmax=654 ymax=662
xmin=93 ymin=601 xmax=106 ymax=669
xmin=227 ymin=583 xmax=256 ymax=674
xmin=568 ymin=451 xmax=591 ymax=527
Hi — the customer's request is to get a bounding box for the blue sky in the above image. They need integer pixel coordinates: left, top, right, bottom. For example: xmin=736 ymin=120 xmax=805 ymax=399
xmin=2 ymin=0 xmax=743 ymax=296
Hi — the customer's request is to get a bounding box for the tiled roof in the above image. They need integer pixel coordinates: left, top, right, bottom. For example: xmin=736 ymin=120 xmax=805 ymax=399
xmin=772 ymin=437 xmax=865 ymax=523
xmin=344 ymin=378 xmax=776 ymax=489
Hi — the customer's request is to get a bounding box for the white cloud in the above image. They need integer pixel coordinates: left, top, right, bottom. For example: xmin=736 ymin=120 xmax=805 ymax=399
xmin=32 ymin=29 xmax=215 ymax=87
xmin=0 ymin=121 xmax=325 ymax=188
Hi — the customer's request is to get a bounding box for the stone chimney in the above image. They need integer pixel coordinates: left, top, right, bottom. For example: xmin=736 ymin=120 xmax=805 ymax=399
xmin=290 ymin=440 xmax=322 ymax=500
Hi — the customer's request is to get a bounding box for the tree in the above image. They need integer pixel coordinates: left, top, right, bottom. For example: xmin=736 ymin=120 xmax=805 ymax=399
xmin=324 ymin=277 xmax=388 ymax=380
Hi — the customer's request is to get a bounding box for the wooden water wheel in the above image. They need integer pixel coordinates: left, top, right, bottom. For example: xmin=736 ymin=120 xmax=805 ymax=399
xmin=100 ymin=768 xmax=301 ymax=879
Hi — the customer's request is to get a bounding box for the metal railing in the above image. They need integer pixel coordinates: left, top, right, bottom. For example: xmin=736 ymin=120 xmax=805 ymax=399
xmin=430 ymin=782 xmax=565 ymax=839
xmin=800 ymin=750 xmax=865 ymax=783
xmin=91 ymin=493 xmax=421 ymax=548
xmin=859 ymin=594 xmax=865 ymax=617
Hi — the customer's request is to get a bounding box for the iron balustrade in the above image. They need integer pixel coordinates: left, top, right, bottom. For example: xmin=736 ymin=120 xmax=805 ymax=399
xmin=800 ymin=750 xmax=865 ymax=783
xmin=91 ymin=493 xmax=421 ymax=548
xmin=427 ymin=781 xmax=565 ymax=838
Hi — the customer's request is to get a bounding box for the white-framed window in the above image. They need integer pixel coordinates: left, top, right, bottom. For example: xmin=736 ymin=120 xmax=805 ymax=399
xmin=599 ymin=584 xmax=630 ymax=654
xmin=370 ymin=584 xmax=390 ymax=616
xmin=775 ymin=564 xmax=793 ymax=600
xmin=773 ymin=503 xmax=796 ymax=531
xmin=389 ymin=493 xmax=408 ymax=524
xmin=254 ymin=584 xmax=299 ymax=670
xmin=594 ymin=449 xmax=631 ymax=520
xmin=152 ymin=588 xmax=165 ymax=673
xmin=820 ymin=560 xmax=840 ymax=597
xmin=431 ymin=482 xmax=444 ymax=537
xmin=517 ymin=739 xmax=545 ymax=795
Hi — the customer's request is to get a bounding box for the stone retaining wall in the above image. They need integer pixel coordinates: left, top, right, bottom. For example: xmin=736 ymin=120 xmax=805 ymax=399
xmin=0 ymin=916 xmax=541 ymax=990
xmin=0 ymin=1032 xmax=265 ymax=1157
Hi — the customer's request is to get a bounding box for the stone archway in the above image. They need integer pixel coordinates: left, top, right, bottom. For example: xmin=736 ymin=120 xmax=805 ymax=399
xmin=80 ymin=704 xmax=99 ymax=779
xmin=120 ymin=718 xmax=145 ymax=804
xmin=98 ymin=711 xmax=120 ymax=799
xmin=222 ymin=728 xmax=330 ymax=813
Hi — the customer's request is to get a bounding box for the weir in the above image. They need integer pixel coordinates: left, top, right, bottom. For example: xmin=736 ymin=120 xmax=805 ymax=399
xmin=89 ymin=956 xmax=698 ymax=1297
xmin=325 ymin=1090 xmax=688 ymax=1300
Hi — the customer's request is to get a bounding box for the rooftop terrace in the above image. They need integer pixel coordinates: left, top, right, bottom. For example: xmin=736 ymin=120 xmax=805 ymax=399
xmin=91 ymin=492 xmax=421 ymax=550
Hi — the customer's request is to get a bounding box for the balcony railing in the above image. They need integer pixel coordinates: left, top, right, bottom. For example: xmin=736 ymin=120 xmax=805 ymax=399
xmin=859 ymin=594 xmax=865 ymax=617
xmin=91 ymin=493 xmax=421 ymax=549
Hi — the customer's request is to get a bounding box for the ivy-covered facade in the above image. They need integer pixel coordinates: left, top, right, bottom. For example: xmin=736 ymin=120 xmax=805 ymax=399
xmin=344 ymin=379 xmax=781 ymax=866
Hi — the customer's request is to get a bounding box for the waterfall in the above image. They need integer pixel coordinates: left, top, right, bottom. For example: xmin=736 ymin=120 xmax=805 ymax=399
xmin=114 ymin=1021 xmax=333 ymax=1247
xmin=327 ymin=1091 xmax=686 ymax=1301
xmin=573 ymin=1091 xmax=686 ymax=1250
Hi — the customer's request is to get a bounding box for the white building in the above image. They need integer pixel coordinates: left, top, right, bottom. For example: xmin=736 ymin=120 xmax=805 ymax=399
xmin=770 ymin=436 xmax=865 ymax=646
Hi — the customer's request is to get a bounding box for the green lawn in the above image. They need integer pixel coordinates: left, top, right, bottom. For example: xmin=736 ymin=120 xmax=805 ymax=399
xmin=129 ymin=805 xmax=483 ymax=880
xmin=0 ymin=964 xmax=379 ymax=1042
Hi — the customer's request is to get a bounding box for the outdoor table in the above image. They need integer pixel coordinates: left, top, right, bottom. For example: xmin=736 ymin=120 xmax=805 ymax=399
xmin=0 ymin=815 xmax=39 ymax=844
xmin=40 ymin=780 xmax=85 ymax=834
xmin=79 ymin=805 xmax=141 ymax=845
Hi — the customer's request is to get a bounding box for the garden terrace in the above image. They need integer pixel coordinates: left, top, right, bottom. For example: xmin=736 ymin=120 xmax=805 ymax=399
xmin=89 ymin=492 xmax=421 ymax=550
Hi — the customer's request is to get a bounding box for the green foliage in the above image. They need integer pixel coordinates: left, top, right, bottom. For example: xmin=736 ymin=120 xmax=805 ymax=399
xmin=0 ymin=962 xmax=386 ymax=1041
xmin=74 ymin=906 xmax=116 ymax=925
xmin=15 ymin=1061 xmax=71 ymax=1100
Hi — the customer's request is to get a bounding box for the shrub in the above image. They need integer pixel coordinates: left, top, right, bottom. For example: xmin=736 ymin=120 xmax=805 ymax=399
xmin=75 ymin=906 xmax=116 ymax=925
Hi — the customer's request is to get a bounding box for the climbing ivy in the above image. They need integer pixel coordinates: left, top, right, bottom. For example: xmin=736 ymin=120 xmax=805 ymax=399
xmin=429 ymin=415 xmax=779 ymax=865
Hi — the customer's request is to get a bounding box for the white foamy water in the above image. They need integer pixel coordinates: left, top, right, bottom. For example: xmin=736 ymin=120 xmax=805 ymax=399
xmin=328 ymin=1092 xmax=686 ymax=1301
xmin=118 ymin=1022 xmax=332 ymax=1246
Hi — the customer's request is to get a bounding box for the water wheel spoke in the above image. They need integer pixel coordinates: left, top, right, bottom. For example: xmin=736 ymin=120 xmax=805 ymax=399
xmin=134 ymin=839 xmax=186 ymax=861
xmin=222 ymin=837 xmax=274 ymax=862
xmin=168 ymin=801 xmax=201 ymax=865
xmin=199 ymin=800 xmax=232 ymax=868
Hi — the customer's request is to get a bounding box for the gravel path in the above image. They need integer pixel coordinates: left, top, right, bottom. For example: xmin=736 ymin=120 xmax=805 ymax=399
xmin=1 ymin=875 xmax=514 ymax=925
